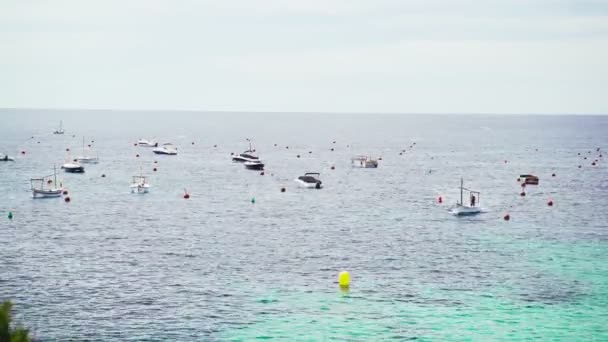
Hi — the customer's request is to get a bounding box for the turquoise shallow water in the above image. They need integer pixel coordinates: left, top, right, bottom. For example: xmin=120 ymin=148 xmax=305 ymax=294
xmin=1 ymin=110 xmax=607 ymax=340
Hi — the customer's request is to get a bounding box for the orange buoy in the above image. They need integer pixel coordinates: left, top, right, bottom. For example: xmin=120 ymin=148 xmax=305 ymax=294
xmin=153 ymin=167 xmax=157 ymax=172
xmin=101 ymin=174 xmax=106 ymax=178
xmin=296 ymin=154 xmax=300 ymax=158
xmin=183 ymin=193 xmax=190 ymax=199
xmin=260 ymin=171 xmax=264 ymax=176
xmin=192 ymin=142 xmax=195 ymax=145
xmin=520 ymin=192 xmax=526 ymax=197
xmin=592 ymin=162 xmax=596 ymax=166
xmin=552 ymin=173 xmax=556 ymax=177
xmin=65 ymin=148 xmax=70 ymax=152
xmin=21 ymin=151 xmax=26 ymax=154
xmin=280 ymin=187 xmax=286 ymax=193
xmin=504 ymin=213 xmax=510 ymax=221
xmin=62 ymin=190 xmax=68 ymax=195
xmin=331 ymin=166 xmax=335 ymax=170
xmin=438 ymin=196 xmax=443 ymax=204
xmin=136 ymin=154 xmax=140 ymax=157
xmin=64 ymin=196 xmax=71 ymax=203
xmin=547 ymin=200 xmax=553 ymax=206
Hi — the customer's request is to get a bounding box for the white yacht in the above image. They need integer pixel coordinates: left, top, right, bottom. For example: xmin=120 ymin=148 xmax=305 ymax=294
xmin=138 ymin=139 xmax=158 ymax=147
xmin=232 ymin=140 xmax=259 ymax=162
xmin=295 ymin=172 xmax=323 ymax=189
xmin=62 ymin=161 xmax=85 ymax=173
xmin=153 ymin=143 xmax=178 ymax=155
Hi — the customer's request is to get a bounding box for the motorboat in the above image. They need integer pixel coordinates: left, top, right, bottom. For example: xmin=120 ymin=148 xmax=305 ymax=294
xmin=53 ymin=120 xmax=65 ymax=135
xmin=232 ymin=140 xmax=259 ymax=162
xmin=351 ymin=156 xmax=378 ymax=168
xmin=244 ymin=160 xmax=264 ymax=170
xmin=153 ymin=143 xmax=178 ymax=155
xmin=520 ymin=174 xmax=539 ymax=185
xmin=62 ymin=161 xmax=85 ymax=173
xmin=138 ymin=139 xmax=158 ymax=147
xmin=1 ymin=154 xmax=15 ymax=162
xmin=450 ymin=178 xmax=482 ymax=216
xmin=295 ymin=172 xmax=323 ymax=189
xmin=76 ymin=137 xmax=99 ymax=164
xmin=31 ymin=166 xmax=63 ymax=198
xmin=130 ymin=175 xmax=150 ymax=194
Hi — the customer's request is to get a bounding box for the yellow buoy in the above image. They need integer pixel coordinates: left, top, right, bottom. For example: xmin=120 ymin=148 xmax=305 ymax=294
xmin=338 ymin=271 xmax=350 ymax=288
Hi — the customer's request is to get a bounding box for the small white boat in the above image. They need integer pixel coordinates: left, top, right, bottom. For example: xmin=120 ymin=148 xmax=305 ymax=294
xmin=1 ymin=154 xmax=15 ymax=162
xmin=138 ymin=139 xmax=158 ymax=147
xmin=244 ymin=160 xmax=264 ymax=170
xmin=450 ymin=178 xmax=482 ymax=216
xmin=53 ymin=120 xmax=65 ymax=135
xmin=130 ymin=175 xmax=150 ymax=194
xmin=31 ymin=166 xmax=63 ymax=198
xmin=62 ymin=161 xmax=85 ymax=173
xmin=153 ymin=143 xmax=178 ymax=155
xmin=76 ymin=137 xmax=99 ymax=164
xmin=351 ymin=156 xmax=378 ymax=168
xmin=295 ymin=172 xmax=323 ymax=189
xmin=232 ymin=140 xmax=259 ymax=162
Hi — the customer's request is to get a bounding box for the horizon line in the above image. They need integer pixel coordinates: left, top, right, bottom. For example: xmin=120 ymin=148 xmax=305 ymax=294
xmin=1 ymin=107 xmax=606 ymax=116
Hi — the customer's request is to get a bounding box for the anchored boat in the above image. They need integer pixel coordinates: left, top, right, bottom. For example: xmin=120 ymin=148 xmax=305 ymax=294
xmin=153 ymin=143 xmax=178 ymax=155
xmin=31 ymin=166 xmax=63 ymax=198
xmin=351 ymin=156 xmax=378 ymax=168
xmin=295 ymin=172 xmax=323 ymax=189
xmin=232 ymin=139 xmax=259 ymax=162
xmin=76 ymin=137 xmax=99 ymax=164
xmin=53 ymin=120 xmax=65 ymax=135
xmin=450 ymin=178 xmax=482 ymax=216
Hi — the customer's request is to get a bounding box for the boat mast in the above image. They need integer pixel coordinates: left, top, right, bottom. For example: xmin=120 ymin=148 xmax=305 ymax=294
xmin=460 ymin=178 xmax=463 ymax=205
xmin=54 ymin=165 xmax=57 ymax=188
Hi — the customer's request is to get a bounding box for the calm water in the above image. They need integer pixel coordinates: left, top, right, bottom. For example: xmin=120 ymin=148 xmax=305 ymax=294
xmin=1 ymin=110 xmax=607 ymax=341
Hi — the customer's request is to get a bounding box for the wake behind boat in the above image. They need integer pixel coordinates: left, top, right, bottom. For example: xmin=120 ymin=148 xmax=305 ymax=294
xmin=295 ymin=172 xmax=323 ymax=189
xmin=450 ymin=178 xmax=482 ymax=216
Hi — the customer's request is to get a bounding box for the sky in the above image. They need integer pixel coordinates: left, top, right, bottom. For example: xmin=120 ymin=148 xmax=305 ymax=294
xmin=1 ymin=0 xmax=607 ymax=114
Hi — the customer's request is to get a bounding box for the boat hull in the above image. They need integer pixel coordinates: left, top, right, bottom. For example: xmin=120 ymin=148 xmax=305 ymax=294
xmin=295 ymin=179 xmax=323 ymax=189
xmin=32 ymin=189 xmax=62 ymax=198
xmin=130 ymin=184 xmax=150 ymax=194
xmin=450 ymin=205 xmax=482 ymax=216
xmin=244 ymin=162 xmax=264 ymax=170
xmin=77 ymin=157 xmax=99 ymax=164
xmin=63 ymin=166 xmax=85 ymax=173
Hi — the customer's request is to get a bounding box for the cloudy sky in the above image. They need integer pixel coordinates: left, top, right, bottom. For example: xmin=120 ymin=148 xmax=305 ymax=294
xmin=1 ymin=0 xmax=607 ymax=114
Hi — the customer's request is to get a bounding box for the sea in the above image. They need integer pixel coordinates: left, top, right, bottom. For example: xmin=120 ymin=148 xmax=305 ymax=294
xmin=1 ymin=109 xmax=607 ymax=341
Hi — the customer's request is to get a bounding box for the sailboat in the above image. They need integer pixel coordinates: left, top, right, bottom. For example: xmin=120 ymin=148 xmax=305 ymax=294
xmin=130 ymin=166 xmax=150 ymax=194
xmin=76 ymin=137 xmax=99 ymax=164
xmin=53 ymin=120 xmax=65 ymax=135
xmin=450 ymin=178 xmax=482 ymax=216
xmin=31 ymin=166 xmax=63 ymax=198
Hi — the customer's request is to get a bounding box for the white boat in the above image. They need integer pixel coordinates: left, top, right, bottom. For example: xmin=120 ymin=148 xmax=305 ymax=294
xmin=232 ymin=140 xmax=259 ymax=162
xmin=244 ymin=160 xmax=264 ymax=170
xmin=153 ymin=143 xmax=178 ymax=155
xmin=31 ymin=166 xmax=63 ymax=198
xmin=351 ymin=155 xmax=378 ymax=168
xmin=53 ymin=120 xmax=65 ymax=135
xmin=1 ymin=154 xmax=15 ymax=162
xmin=295 ymin=172 xmax=323 ymax=189
xmin=76 ymin=137 xmax=99 ymax=164
xmin=62 ymin=161 xmax=85 ymax=173
xmin=138 ymin=139 xmax=158 ymax=147
xmin=450 ymin=178 xmax=482 ymax=216
xmin=130 ymin=175 xmax=150 ymax=194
